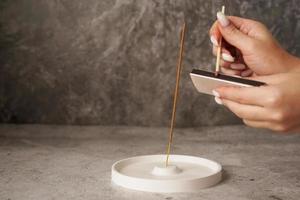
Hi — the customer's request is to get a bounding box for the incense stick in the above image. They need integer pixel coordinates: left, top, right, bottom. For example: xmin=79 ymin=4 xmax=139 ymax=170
xmin=165 ymin=22 xmax=186 ymax=167
xmin=215 ymin=6 xmax=225 ymax=77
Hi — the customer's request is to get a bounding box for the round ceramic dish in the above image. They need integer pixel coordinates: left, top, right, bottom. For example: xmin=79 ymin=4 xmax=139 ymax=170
xmin=111 ymin=154 xmax=222 ymax=193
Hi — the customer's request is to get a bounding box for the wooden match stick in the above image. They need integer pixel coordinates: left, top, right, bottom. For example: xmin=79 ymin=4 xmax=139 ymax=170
xmin=165 ymin=22 xmax=186 ymax=167
xmin=215 ymin=5 xmax=225 ymax=77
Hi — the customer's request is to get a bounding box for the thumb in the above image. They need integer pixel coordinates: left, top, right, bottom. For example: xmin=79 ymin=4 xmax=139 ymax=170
xmin=217 ymin=12 xmax=253 ymax=52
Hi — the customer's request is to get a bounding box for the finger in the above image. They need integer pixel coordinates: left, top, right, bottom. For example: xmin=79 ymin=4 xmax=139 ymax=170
xmin=228 ymin=16 xmax=271 ymax=40
xmin=222 ymin=40 xmax=239 ymax=58
xmin=220 ymin=99 xmax=271 ymax=121
xmin=220 ymin=59 xmax=231 ymax=69
xmin=220 ymin=67 xmax=241 ymax=76
xmin=212 ymin=46 xmax=232 ymax=56
xmin=222 ymin=53 xmax=235 ymax=62
xmin=212 ymin=45 xmax=217 ymax=56
xmin=209 ymin=16 xmax=261 ymax=46
xmin=216 ymin=12 xmax=253 ymax=52
xmin=213 ymin=85 xmax=272 ymax=106
xmin=241 ymin=68 xmax=253 ymax=77
xmin=227 ymin=16 xmax=261 ymax=33
xmin=212 ymin=46 xmax=234 ymax=63
xmin=243 ymin=119 xmax=273 ymax=129
xmin=243 ymin=119 xmax=286 ymax=132
xmin=209 ymin=21 xmax=221 ymax=46
xmin=212 ymin=48 xmax=232 ymax=69
xmin=230 ymin=63 xmax=247 ymax=70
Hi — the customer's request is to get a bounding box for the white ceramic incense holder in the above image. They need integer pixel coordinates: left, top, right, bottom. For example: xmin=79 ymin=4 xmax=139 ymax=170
xmin=111 ymin=154 xmax=222 ymax=193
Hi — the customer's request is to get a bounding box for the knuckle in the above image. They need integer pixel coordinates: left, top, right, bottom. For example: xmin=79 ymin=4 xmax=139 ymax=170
xmin=239 ymin=23 xmax=249 ymax=34
xmin=272 ymin=110 xmax=287 ymax=122
xmin=220 ymin=87 xmax=231 ymax=97
xmin=274 ymin=124 xmax=290 ymax=133
xmin=224 ymin=88 xmax=245 ymax=103
xmin=225 ymin=25 xmax=238 ymax=35
xmin=233 ymin=93 xmax=245 ymax=104
xmin=267 ymin=88 xmax=283 ymax=107
xmin=237 ymin=97 xmax=247 ymax=104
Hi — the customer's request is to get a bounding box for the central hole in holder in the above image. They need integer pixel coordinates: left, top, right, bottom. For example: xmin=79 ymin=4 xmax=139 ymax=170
xmin=151 ymin=164 xmax=182 ymax=176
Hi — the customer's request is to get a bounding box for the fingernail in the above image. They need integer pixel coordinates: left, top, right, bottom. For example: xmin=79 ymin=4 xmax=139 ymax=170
xmin=217 ymin=12 xmax=230 ymax=27
xmin=241 ymin=69 xmax=253 ymax=77
xmin=212 ymin=90 xmax=220 ymax=97
xmin=222 ymin=53 xmax=235 ymax=62
xmin=230 ymin=63 xmax=246 ymax=70
xmin=210 ymin=35 xmax=218 ymax=46
xmin=215 ymin=97 xmax=223 ymax=105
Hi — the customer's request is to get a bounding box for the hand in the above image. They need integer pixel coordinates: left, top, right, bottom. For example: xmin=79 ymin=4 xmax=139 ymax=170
xmin=209 ymin=13 xmax=300 ymax=77
xmin=213 ymin=72 xmax=300 ymax=133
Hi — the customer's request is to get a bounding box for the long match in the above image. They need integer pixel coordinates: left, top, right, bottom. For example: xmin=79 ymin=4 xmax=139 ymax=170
xmin=215 ymin=5 xmax=225 ymax=77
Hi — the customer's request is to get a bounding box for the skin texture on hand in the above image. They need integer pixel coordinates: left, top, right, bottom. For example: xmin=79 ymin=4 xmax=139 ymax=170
xmin=209 ymin=13 xmax=300 ymax=133
xmin=213 ymin=72 xmax=300 ymax=133
xmin=209 ymin=13 xmax=300 ymax=77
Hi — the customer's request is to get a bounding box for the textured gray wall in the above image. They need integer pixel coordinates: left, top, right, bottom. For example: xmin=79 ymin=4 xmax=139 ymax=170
xmin=1 ymin=0 xmax=300 ymax=126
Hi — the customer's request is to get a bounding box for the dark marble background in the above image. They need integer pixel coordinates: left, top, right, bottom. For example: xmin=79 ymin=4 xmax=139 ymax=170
xmin=1 ymin=0 xmax=300 ymax=126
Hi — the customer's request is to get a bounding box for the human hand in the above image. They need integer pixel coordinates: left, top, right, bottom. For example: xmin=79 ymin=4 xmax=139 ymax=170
xmin=212 ymin=72 xmax=300 ymax=133
xmin=209 ymin=13 xmax=300 ymax=77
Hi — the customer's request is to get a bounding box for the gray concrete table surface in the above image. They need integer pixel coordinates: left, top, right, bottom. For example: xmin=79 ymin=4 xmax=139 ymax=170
xmin=0 ymin=124 xmax=299 ymax=200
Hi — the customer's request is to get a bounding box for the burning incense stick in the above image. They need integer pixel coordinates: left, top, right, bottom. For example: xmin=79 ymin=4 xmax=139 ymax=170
xmin=165 ymin=22 xmax=186 ymax=167
xmin=215 ymin=5 xmax=225 ymax=77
